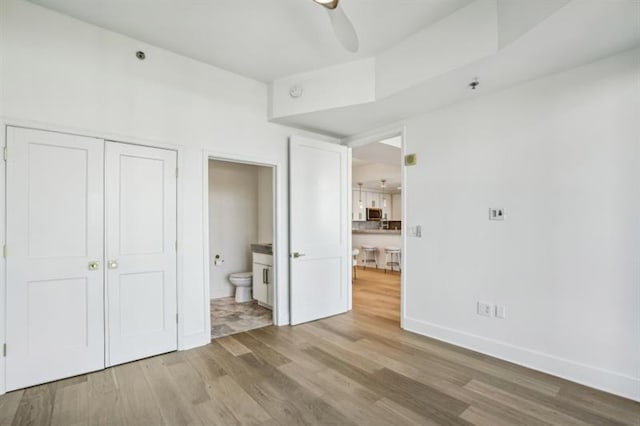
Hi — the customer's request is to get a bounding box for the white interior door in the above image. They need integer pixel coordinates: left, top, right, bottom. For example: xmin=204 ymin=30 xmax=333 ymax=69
xmin=105 ymin=142 xmax=177 ymax=366
xmin=6 ymin=127 xmax=105 ymax=391
xmin=289 ymin=136 xmax=350 ymax=325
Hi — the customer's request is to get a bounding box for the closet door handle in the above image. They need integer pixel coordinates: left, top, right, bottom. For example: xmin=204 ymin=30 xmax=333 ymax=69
xmin=88 ymin=261 xmax=100 ymax=271
xmin=108 ymin=260 xmax=118 ymax=269
xmin=263 ymin=268 xmax=267 ymax=284
xmin=265 ymin=268 xmax=269 ymax=285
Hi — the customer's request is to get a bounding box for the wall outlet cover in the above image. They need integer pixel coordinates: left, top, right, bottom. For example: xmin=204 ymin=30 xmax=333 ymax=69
xmin=495 ymin=304 xmax=506 ymax=319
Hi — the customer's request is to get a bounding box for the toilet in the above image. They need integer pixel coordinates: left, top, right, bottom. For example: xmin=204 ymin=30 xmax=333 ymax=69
xmin=229 ymin=272 xmax=253 ymax=303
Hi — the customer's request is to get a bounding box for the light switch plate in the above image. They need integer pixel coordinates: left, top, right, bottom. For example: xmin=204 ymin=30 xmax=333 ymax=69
xmin=408 ymin=225 xmax=422 ymax=238
xmin=495 ymin=304 xmax=506 ymax=319
xmin=489 ymin=208 xmax=505 ymax=221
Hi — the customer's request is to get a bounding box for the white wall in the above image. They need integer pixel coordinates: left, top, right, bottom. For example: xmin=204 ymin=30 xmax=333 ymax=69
xmin=209 ymin=160 xmax=264 ymax=299
xmin=257 ymin=167 xmax=274 ymax=244
xmin=0 ymin=0 xmax=338 ymax=389
xmin=403 ymin=48 xmax=640 ymax=401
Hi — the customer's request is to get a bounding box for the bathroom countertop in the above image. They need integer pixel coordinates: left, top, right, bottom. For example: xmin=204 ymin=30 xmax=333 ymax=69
xmin=251 ymin=243 xmax=273 ymax=255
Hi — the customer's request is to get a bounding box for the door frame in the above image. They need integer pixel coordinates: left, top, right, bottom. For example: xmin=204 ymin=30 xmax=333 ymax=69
xmin=342 ymin=125 xmax=407 ymax=329
xmin=202 ymin=150 xmax=282 ymax=332
xmin=0 ymin=117 xmax=186 ymax=395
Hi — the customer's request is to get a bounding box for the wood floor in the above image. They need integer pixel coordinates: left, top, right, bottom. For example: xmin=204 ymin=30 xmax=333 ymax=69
xmin=352 ymin=266 xmax=401 ymax=324
xmin=1 ymin=274 xmax=638 ymax=425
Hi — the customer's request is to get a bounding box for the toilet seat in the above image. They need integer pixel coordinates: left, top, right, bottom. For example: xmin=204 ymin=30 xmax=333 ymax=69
xmin=230 ymin=272 xmax=252 ymax=280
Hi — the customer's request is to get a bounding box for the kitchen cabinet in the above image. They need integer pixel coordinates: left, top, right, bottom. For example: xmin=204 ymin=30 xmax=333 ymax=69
xmin=366 ymin=191 xmax=380 ymax=209
xmin=380 ymin=192 xmax=391 ymax=220
xmin=352 ymin=189 xmax=397 ymax=221
xmin=352 ymin=189 xmax=365 ymax=221
xmin=252 ymin=252 xmax=273 ymax=307
xmin=392 ymin=193 xmax=402 ymax=220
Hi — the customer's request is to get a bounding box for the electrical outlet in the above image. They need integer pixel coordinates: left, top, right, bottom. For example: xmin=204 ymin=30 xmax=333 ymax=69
xmin=495 ymin=304 xmax=506 ymax=319
xmin=489 ymin=208 xmax=505 ymax=221
xmin=477 ymin=301 xmax=492 ymax=317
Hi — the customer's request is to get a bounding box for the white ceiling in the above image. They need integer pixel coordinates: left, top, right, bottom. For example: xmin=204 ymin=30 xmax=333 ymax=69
xmin=273 ymin=0 xmax=640 ymax=137
xmin=352 ymin=140 xmax=402 ymax=190
xmin=28 ymin=0 xmax=471 ymax=82
xmin=353 ymin=141 xmax=401 ymax=167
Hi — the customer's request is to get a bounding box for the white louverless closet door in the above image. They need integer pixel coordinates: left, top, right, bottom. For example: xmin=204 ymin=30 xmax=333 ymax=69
xmin=5 ymin=127 xmax=105 ymax=391
xmin=105 ymin=142 xmax=177 ymax=366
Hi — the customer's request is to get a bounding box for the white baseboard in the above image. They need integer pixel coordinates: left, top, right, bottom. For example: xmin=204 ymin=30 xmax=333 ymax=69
xmin=403 ymin=316 xmax=640 ymax=402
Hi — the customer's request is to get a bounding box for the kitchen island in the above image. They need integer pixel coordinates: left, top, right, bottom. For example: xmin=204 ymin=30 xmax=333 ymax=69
xmin=352 ymin=229 xmax=402 ymax=270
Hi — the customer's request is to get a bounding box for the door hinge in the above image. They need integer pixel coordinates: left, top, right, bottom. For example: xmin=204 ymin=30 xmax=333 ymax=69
xmin=2 ymin=245 xmax=6 ymax=258
xmin=3 ymin=146 xmax=6 ymax=161
xmin=176 ymin=167 xmax=179 ymax=178
xmin=176 ymin=313 xmax=179 ymax=324
xmin=3 ymin=343 xmax=6 ymax=357
xmin=175 ymin=240 xmax=178 ymax=251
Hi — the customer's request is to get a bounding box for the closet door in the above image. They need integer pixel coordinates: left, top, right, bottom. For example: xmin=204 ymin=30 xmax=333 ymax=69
xmin=105 ymin=142 xmax=177 ymax=366
xmin=5 ymin=127 xmax=105 ymax=391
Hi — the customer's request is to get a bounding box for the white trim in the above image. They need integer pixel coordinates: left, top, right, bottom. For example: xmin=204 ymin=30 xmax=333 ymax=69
xmin=202 ymin=150 xmax=284 ymax=332
xmin=346 ymin=148 xmax=353 ymax=310
xmin=0 ymin=116 xmax=184 ymax=152
xmin=0 ymin=122 xmax=7 ymax=395
xmin=342 ymin=124 xmax=407 ymax=328
xmin=404 ymin=316 xmax=640 ymax=402
xmin=342 ymin=123 xmax=407 ymax=148
xmin=0 ymin=117 xmax=189 ymax=395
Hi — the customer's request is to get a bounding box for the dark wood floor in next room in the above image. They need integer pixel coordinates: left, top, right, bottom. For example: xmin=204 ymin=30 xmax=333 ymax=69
xmin=0 ymin=269 xmax=638 ymax=425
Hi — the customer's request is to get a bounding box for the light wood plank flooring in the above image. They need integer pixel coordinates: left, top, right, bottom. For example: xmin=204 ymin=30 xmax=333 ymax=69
xmin=1 ymin=308 xmax=638 ymax=425
xmin=352 ymin=267 xmax=401 ymax=324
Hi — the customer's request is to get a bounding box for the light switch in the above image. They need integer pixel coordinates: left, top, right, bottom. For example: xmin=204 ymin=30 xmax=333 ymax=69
xmin=408 ymin=225 xmax=422 ymax=238
xmin=489 ymin=208 xmax=504 ymax=221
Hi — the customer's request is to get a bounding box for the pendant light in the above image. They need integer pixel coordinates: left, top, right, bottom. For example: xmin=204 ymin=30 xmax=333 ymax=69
xmin=381 ymin=179 xmax=387 ymax=208
xmin=358 ymin=183 xmax=363 ymax=209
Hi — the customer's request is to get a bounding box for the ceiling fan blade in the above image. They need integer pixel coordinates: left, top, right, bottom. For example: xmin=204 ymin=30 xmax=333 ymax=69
xmin=326 ymin=6 xmax=359 ymax=52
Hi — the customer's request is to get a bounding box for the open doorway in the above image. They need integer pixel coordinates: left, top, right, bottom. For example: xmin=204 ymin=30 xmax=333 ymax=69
xmin=207 ymin=159 xmax=276 ymax=339
xmin=350 ymin=135 xmax=403 ymax=324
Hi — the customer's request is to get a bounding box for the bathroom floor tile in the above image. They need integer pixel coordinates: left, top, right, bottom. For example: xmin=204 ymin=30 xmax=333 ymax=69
xmin=211 ymin=297 xmax=273 ymax=339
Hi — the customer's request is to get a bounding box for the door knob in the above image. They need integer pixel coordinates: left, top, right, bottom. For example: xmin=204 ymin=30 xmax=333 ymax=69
xmin=292 ymin=252 xmax=306 ymax=258
xmin=88 ymin=261 xmax=100 ymax=270
xmin=108 ymin=260 xmax=118 ymax=269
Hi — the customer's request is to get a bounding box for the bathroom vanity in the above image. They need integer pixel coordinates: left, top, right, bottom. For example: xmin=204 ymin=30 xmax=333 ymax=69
xmin=251 ymin=244 xmax=273 ymax=308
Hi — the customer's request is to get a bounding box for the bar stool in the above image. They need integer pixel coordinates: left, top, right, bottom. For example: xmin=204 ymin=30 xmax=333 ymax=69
xmin=361 ymin=245 xmax=378 ymax=270
xmin=384 ymin=246 xmax=401 ymax=273
xmin=352 ymin=248 xmax=359 ymax=280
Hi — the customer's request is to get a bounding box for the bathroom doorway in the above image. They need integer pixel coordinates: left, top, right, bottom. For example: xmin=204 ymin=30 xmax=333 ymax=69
xmin=206 ymin=158 xmax=277 ymax=339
